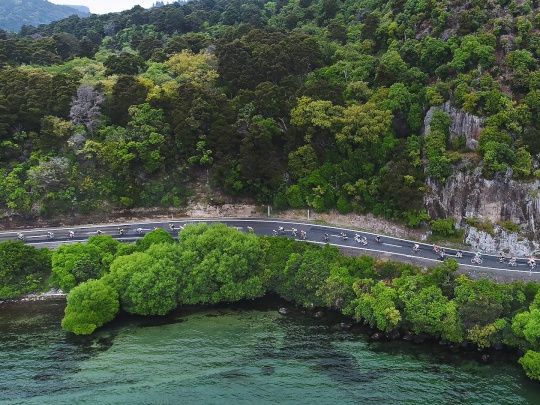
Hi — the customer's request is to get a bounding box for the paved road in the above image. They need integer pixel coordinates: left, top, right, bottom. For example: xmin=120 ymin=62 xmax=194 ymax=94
xmin=0 ymin=218 xmax=538 ymax=276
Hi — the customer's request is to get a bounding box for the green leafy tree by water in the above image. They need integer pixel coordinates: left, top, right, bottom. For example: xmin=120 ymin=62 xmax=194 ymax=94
xmin=0 ymin=241 xmax=51 ymax=299
xmin=62 ymin=279 xmax=119 ymax=335
xmin=52 ymin=243 xmax=104 ymax=292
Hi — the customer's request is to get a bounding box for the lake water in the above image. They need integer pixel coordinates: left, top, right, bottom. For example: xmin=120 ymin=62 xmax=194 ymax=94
xmin=1 ymin=298 xmax=540 ymax=404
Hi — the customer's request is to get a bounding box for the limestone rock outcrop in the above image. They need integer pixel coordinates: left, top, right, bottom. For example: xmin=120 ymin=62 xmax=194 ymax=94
xmin=423 ymin=101 xmax=484 ymax=150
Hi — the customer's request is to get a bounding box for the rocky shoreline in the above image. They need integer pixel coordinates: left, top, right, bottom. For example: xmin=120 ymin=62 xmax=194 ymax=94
xmin=0 ymin=289 xmax=66 ymax=306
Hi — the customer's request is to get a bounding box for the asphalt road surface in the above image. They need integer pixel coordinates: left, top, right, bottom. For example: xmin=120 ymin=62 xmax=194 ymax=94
xmin=0 ymin=218 xmax=538 ymax=278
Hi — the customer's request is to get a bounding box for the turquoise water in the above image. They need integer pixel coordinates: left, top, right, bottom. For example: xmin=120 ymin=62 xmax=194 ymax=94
xmin=1 ymin=299 xmax=540 ymax=404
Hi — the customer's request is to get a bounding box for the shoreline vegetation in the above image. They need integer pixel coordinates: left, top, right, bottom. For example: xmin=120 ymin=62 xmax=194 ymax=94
xmin=3 ymin=224 xmax=540 ymax=381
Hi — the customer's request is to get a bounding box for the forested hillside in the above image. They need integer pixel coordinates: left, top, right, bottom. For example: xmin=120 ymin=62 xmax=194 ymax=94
xmin=0 ymin=0 xmax=90 ymax=33
xmin=0 ymin=0 xmax=539 ymax=223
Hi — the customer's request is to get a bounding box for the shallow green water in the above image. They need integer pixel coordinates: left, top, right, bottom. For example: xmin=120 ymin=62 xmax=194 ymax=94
xmin=1 ymin=299 xmax=540 ymax=404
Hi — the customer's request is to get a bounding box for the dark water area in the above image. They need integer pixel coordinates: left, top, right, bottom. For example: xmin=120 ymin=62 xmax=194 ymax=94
xmin=1 ymin=297 xmax=540 ymax=404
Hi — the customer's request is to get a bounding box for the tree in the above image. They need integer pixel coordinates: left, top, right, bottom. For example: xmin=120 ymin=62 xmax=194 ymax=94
xmin=402 ymin=285 xmax=449 ymax=336
xmin=454 ymin=277 xmax=512 ymax=332
xmin=176 ymin=223 xmax=267 ymax=305
xmin=52 ymin=243 xmax=104 ymax=292
xmin=106 ymin=247 xmax=181 ymax=316
xmin=108 ymin=75 xmax=148 ymax=125
xmin=136 ymin=228 xmax=174 ymax=251
xmin=291 ymin=96 xmax=339 ymax=131
xmin=104 ymin=52 xmax=146 ymax=76
xmin=375 ymin=50 xmax=409 ymax=85
xmin=70 ymin=85 xmax=105 ymax=132
xmin=337 ymin=102 xmax=393 ymax=147
xmin=512 ymin=147 xmax=532 ymax=178
xmin=27 ymin=157 xmax=71 ymax=193
xmin=61 ymin=279 xmax=120 ymax=335
xmin=519 ymin=351 xmax=540 ymax=381
xmin=0 ymin=241 xmax=51 ymax=299
xmin=165 ymin=50 xmax=218 ymax=87
xmin=277 ymin=246 xmax=340 ymax=307
xmin=354 ymin=280 xmax=401 ymax=332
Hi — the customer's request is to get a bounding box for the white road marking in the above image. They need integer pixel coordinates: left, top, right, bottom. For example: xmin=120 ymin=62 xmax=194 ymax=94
xmin=382 ymin=243 xmax=402 ymax=248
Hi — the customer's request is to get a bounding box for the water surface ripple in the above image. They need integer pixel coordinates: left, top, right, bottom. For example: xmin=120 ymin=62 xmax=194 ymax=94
xmin=1 ymin=300 xmax=539 ymax=404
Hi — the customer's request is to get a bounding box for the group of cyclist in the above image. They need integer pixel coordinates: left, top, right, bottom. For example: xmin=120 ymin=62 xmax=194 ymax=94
xmin=13 ymin=225 xmax=539 ymax=271
xmin=15 ymin=223 xmax=181 ymax=242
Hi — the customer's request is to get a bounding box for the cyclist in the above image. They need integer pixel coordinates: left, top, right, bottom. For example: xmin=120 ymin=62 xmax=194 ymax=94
xmin=69 ymin=231 xmax=75 ymax=239
xmin=439 ymin=249 xmax=446 ymax=260
xmin=323 ymin=233 xmax=329 ymax=242
xmin=509 ymin=257 xmax=517 ymax=267
xmin=412 ymin=243 xmax=420 ymax=253
xmin=471 ymin=252 xmax=483 ymax=264
xmin=47 ymin=232 xmax=54 ymax=240
xmin=375 ymin=235 xmax=381 ymax=244
xmin=455 ymin=250 xmax=463 ymax=258
xmin=17 ymin=232 xmax=25 ymax=241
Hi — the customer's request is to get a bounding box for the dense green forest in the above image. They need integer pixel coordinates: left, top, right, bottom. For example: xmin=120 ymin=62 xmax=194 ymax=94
xmin=0 ymin=0 xmax=539 ymax=223
xmin=3 ymin=225 xmax=540 ymax=380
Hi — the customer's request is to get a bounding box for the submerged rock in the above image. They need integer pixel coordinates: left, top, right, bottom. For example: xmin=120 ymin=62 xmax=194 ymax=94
xmin=278 ymin=307 xmax=288 ymax=315
xmin=403 ymin=332 xmax=413 ymax=341
xmin=370 ymin=332 xmax=383 ymax=341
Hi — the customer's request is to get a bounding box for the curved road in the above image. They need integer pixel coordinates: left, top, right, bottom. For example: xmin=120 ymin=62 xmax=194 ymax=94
xmin=0 ymin=218 xmax=538 ymax=278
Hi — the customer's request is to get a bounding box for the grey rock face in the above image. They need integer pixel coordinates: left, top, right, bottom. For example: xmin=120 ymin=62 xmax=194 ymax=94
xmin=423 ymin=102 xmax=539 ymax=253
xmin=425 ymin=166 xmax=540 ymax=245
xmin=464 ymin=226 xmax=539 ymax=256
xmin=423 ymin=101 xmax=484 ymax=150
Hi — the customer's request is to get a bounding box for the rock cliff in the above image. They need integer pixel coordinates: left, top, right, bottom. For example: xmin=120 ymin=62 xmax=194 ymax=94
xmin=423 ymin=103 xmax=540 ymax=255
xmin=425 ymin=167 xmax=540 ymax=254
xmin=423 ymin=101 xmax=484 ymax=150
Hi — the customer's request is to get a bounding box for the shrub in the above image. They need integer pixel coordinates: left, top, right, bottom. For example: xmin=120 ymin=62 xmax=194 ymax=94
xmin=336 ymin=195 xmax=352 ymax=214
xmin=466 ymin=217 xmax=495 ymax=235
xmin=431 ymin=218 xmax=457 ymax=236
xmin=404 ymin=209 xmax=431 ymax=228
xmin=498 ymin=220 xmax=521 ymax=234
xmin=286 ymin=185 xmax=305 ymax=208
